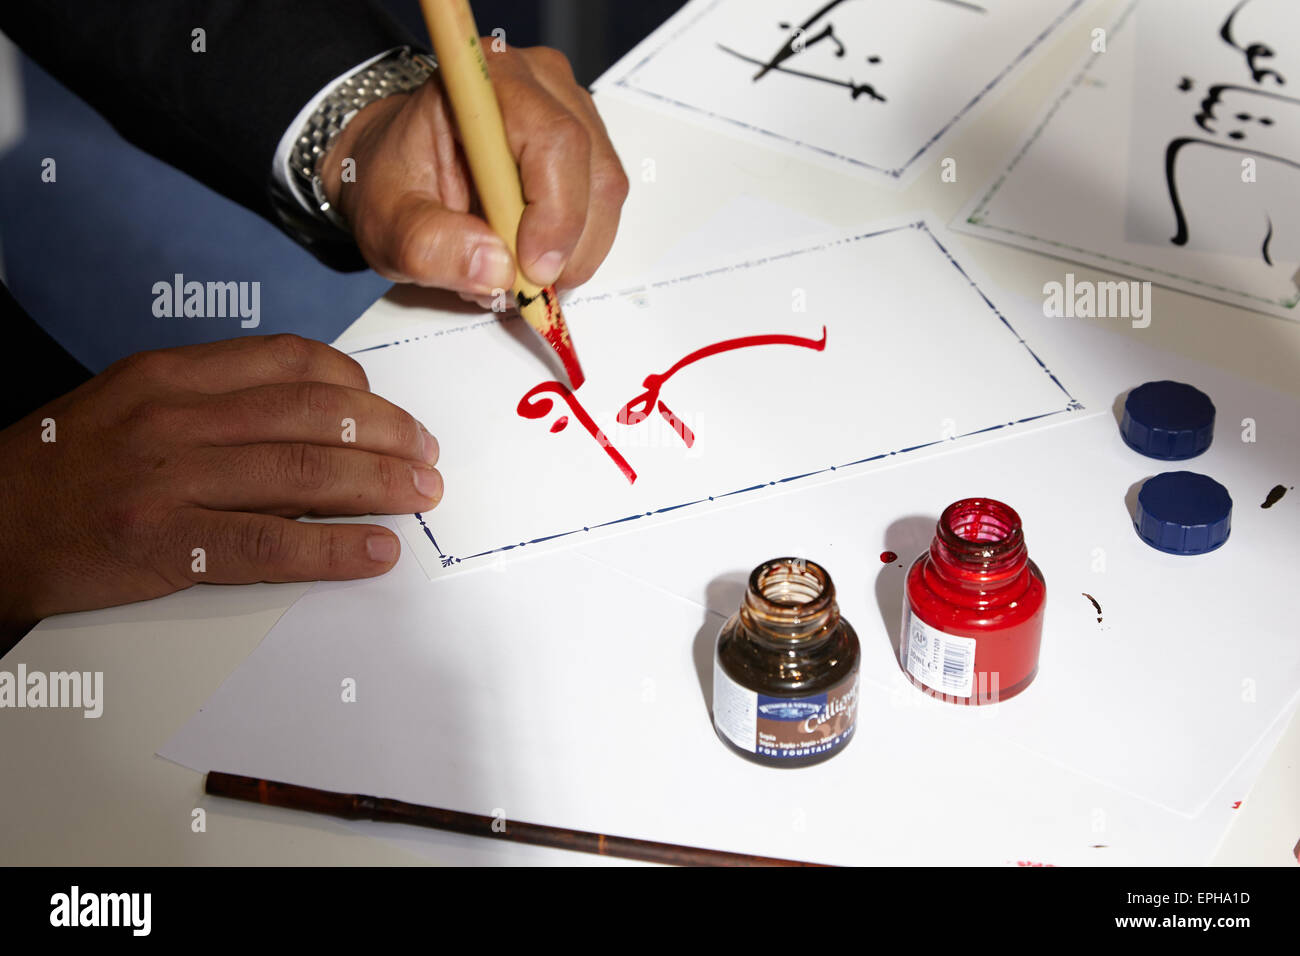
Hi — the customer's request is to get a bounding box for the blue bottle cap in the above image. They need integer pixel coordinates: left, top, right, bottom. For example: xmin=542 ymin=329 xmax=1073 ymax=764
xmin=1120 ymin=380 xmax=1215 ymax=460
xmin=1135 ymin=471 xmax=1232 ymax=555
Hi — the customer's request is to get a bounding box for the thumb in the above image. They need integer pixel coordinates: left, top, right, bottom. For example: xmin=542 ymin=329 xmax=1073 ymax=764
xmin=362 ymin=196 xmax=517 ymax=296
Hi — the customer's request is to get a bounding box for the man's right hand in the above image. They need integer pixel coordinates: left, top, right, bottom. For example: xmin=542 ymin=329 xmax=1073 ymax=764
xmin=0 ymin=334 xmax=441 ymax=638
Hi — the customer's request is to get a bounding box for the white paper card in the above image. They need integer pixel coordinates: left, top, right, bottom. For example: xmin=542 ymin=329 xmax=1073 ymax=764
xmin=593 ymin=0 xmax=1089 ymax=183
xmin=956 ymin=0 xmax=1300 ymax=320
xmin=348 ymin=221 xmax=1082 ymax=579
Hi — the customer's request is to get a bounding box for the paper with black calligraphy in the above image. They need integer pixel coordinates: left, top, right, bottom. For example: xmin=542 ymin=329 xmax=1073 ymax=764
xmin=592 ymin=0 xmax=1089 ymax=183
xmin=346 ymin=220 xmax=1083 ymax=580
xmin=957 ymin=0 xmax=1300 ymax=320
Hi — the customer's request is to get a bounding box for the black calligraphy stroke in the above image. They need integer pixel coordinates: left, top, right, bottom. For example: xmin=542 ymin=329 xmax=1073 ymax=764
xmin=716 ymin=43 xmax=887 ymax=100
xmin=1192 ymin=83 xmax=1294 ymax=134
xmin=1164 ymin=138 xmax=1300 ymax=263
xmin=719 ymin=0 xmax=986 ymax=104
xmin=1220 ymin=0 xmax=1285 ymax=86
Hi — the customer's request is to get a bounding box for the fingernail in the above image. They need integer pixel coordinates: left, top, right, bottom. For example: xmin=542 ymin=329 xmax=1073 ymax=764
xmin=469 ymin=241 xmax=514 ymax=292
xmin=366 ymin=533 xmax=399 ymax=563
xmin=413 ymin=466 xmax=443 ymax=501
xmin=528 ymin=250 xmax=566 ymax=286
xmin=418 ymin=423 xmax=439 ymax=464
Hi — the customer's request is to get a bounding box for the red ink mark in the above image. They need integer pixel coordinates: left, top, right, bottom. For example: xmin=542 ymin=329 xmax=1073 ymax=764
xmin=1082 ymin=592 xmax=1103 ymax=624
xmin=519 ymin=286 xmax=585 ymax=390
xmin=519 ymin=326 xmax=826 ymax=484
xmin=880 ymin=550 xmax=897 ymax=564
xmin=657 ymin=401 xmax=695 ymax=448
xmin=1232 ymin=800 xmax=1242 ymax=809
xmin=518 ymin=382 xmax=636 ymax=484
xmin=618 ymin=327 xmax=828 ymax=443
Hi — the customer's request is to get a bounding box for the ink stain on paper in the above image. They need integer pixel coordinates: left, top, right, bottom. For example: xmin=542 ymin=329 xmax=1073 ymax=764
xmin=1260 ymin=484 xmax=1289 ymax=508
xmin=1082 ymin=592 xmax=1103 ymax=624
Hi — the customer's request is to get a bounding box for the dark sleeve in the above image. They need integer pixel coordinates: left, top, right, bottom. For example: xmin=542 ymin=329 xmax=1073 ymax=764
xmin=0 ymin=282 xmax=93 ymax=430
xmin=0 ymin=1 xmax=423 ymax=270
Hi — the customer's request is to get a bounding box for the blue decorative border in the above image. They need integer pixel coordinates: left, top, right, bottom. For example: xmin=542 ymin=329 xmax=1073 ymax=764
xmin=351 ymin=222 xmax=1082 ymax=570
xmin=609 ymin=0 xmax=1087 ymax=179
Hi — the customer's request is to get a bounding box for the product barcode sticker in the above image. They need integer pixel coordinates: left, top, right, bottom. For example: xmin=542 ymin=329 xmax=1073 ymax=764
xmin=903 ymin=610 xmax=976 ymax=698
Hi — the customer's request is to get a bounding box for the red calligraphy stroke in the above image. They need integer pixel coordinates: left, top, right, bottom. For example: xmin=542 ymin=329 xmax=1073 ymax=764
xmin=617 ymin=328 xmax=828 ymax=445
xmin=656 ymin=400 xmax=696 ymax=448
xmin=518 ymin=381 xmax=637 ymax=484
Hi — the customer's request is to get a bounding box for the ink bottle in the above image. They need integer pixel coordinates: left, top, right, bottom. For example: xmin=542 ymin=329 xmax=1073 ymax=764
xmin=713 ymin=558 xmax=860 ymax=767
xmin=900 ymin=499 xmax=1046 ymax=705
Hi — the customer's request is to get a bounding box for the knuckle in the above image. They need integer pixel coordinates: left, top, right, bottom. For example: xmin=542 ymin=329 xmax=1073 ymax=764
xmin=341 ymin=353 xmax=370 ymax=391
xmin=321 ymin=529 xmax=352 ymax=577
xmin=246 ymin=519 xmax=292 ymax=569
xmin=291 ymin=380 xmax=336 ymax=426
xmin=390 ymin=215 xmax=437 ymax=282
xmin=286 ymin=441 xmax=334 ymax=491
xmin=374 ymin=455 xmax=404 ymax=497
xmin=533 ymin=46 xmax=574 ymax=79
xmin=394 ymin=240 xmax=430 ymax=284
xmin=102 ymin=499 xmax=158 ymax=546
xmin=549 ymin=114 xmax=589 ymax=153
xmin=266 ymin=333 xmax=315 ymax=376
xmin=121 ymin=397 xmax=177 ymax=434
xmin=599 ymin=162 xmax=631 ymax=206
xmin=391 ymin=413 xmax=421 ymax=458
xmin=111 ymin=349 xmax=173 ymax=382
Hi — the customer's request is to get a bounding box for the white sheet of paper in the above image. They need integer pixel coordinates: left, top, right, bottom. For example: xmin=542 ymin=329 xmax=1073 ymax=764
xmin=954 ymin=0 xmax=1300 ymax=320
xmin=591 ymin=0 xmax=1089 ymax=184
xmin=349 ymin=220 xmax=1083 ymax=580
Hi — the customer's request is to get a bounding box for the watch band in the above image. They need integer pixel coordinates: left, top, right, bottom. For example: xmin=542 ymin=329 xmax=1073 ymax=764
xmin=289 ymin=47 xmax=437 ymax=230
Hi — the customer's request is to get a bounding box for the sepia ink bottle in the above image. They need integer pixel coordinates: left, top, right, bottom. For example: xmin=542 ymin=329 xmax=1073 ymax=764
xmin=713 ymin=558 xmax=860 ymax=767
xmin=900 ymin=498 xmax=1046 ymax=706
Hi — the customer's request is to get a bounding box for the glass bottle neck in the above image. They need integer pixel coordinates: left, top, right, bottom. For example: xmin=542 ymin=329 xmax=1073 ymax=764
xmin=928 ymin=498 xmax=1029 ymax=593
xmin=738 ymin=557 xmax=840 ymax=646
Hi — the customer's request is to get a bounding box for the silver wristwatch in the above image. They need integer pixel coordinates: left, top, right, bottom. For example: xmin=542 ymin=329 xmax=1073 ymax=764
xmin=289 ymin=47 xmax=437 ymax=229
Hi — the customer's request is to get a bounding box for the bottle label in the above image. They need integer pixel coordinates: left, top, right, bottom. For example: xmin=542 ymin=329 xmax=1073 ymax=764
xmin=713 ymin=657 xmax=858 ymax=760
xmin=902 ymin=608 xmax=977 ymax=698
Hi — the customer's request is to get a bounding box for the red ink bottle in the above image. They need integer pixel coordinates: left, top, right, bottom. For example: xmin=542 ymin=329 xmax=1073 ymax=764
xmin=713 ymin=558 xmax=860 ymax=767
xmin=900 ymin=499 xmax=1046 ymax=705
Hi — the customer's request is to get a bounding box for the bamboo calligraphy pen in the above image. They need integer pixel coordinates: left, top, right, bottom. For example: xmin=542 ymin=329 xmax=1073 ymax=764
xmin=205 ymin=771 xmax=825 ymax=867
xmin=419 ymin=0 xmax=585 ymax=389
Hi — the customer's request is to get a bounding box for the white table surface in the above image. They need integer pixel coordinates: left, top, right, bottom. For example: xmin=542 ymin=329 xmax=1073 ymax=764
xmin=2 ymin=0 xmax=1297 ymax=865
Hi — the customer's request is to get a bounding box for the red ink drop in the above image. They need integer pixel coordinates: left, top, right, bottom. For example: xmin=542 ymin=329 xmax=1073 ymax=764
xmin=880 ymin=551 xmax=897 ymax=564
xmin=550 ymin=416 xmax=569 ymax=433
